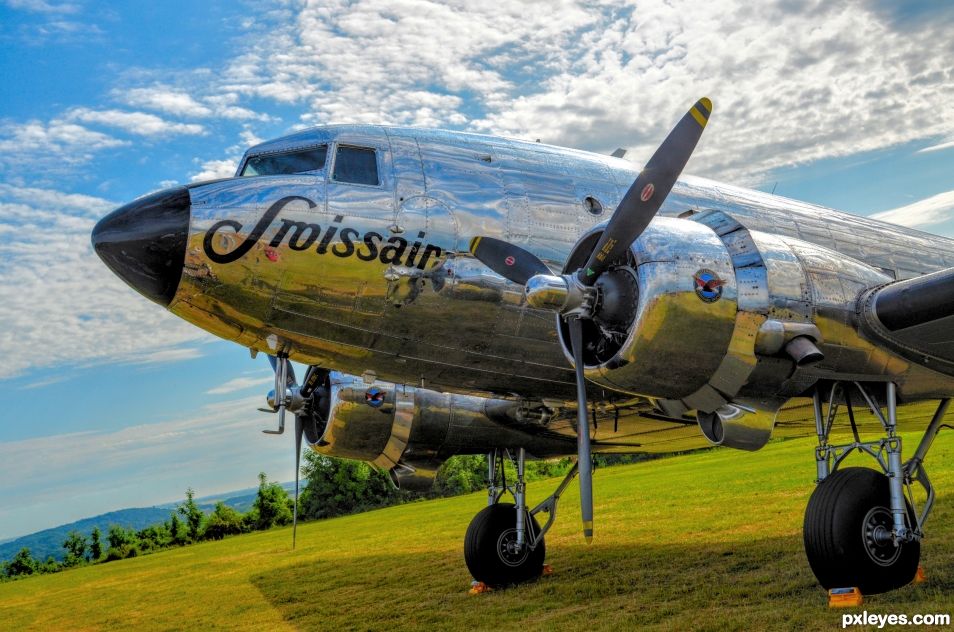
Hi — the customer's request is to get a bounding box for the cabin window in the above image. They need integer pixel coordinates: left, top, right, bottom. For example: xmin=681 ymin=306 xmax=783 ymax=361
xmin=583 ymin=196 xmax=603 ymax=215
xmin=241 ymin=145 xmax=327 ymax=176
xmin=333 ymin=146 xmax=379 ymax=186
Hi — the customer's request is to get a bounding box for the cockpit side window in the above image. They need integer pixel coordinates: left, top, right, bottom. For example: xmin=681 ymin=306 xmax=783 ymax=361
xmin=241 ymin=145 xmax=327 ymax=177
xmin=332 ymin=146 xmax=379 ymax=186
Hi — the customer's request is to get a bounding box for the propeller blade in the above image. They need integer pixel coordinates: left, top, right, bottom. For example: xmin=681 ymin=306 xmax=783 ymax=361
xmin=578 ymin=98 xmax=712 ymax=286
xmin=298 ymin=365 xmax=321 ymax=399
xmin=293 ymin=413 xmax=302 ymax=549
xmin=568 ymin=316 xmax=594 ymax=543
xmin=468 ymin=236 xmax=550 ymax=285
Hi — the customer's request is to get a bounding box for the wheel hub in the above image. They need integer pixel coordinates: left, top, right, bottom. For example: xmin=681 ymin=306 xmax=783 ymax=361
xmin=497 ymin=528 xmax=530 ymax=567
xmin=863 ymin=506 xmax=902 ymax=567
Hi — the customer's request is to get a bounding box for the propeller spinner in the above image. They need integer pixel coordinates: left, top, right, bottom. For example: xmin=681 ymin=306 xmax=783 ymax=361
xmin=469 ymin=98 xmax=712 ymax=542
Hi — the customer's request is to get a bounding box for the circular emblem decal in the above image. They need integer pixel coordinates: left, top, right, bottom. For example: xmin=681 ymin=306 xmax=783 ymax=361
xmin=365 ymin=387 xmax=385 ymax=408
xmin=504 ymin=255 xmax=515 ymax=266
xmin=640 ymin=183 xmax=655 ymax=202
xmin=694 ymin=269 xmax=725 ymax=303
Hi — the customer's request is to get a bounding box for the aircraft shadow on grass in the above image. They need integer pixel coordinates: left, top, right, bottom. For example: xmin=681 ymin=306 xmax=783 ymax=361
xmin=250 ymin=507 xmax=954 ymax=629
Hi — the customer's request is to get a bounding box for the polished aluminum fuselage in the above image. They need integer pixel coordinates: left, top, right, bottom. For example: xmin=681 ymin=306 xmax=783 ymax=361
xmin=169 ymin=124 xmax=954 ymax=451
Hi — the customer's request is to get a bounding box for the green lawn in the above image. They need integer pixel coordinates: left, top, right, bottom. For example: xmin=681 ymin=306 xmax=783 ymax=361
xmin=3 ymin=432 xmax=954 ymax=631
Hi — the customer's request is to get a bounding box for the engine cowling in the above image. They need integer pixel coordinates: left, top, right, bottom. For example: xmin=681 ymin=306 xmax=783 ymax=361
xmin=558 ymin=209 xmax=891 ymax=450
xmin=309 ymin=372 xmax=572 ymax=489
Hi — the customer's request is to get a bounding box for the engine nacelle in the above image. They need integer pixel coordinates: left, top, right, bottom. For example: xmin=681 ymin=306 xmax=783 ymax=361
xmin=309 ymin=372 xmax=570 ymax=489
xmin=559 ymin=210 xmax=890 ymax=450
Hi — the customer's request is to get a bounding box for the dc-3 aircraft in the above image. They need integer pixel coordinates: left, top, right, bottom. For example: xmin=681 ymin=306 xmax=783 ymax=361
xmin=93 ymin=98 xmax=954 ymax=594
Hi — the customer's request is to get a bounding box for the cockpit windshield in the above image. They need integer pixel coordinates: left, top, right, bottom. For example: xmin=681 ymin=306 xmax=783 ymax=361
xmin=241 ymin=145 xmax=327 ymax=177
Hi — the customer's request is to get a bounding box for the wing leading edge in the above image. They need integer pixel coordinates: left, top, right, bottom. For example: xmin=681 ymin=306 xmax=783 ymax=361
xmin=861 ymin=266 xmax=954 ymax=374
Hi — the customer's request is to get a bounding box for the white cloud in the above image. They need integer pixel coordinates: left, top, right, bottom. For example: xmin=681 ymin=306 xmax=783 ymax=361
xmin=870 ymin=190 xmax=954 ymax=228
xmin=7 ymin=1 xmax=954 ymax=188
xmin=122 ymin=86 xmax=213 ymax=118
xmin=918 ymin=138 xmax=954 ymax=154
xmin=120 ymin=86 xmax=272 ymax=122
xmin=206 ymin=375 xmax=273 ymax=395
xmin=465 ymin=1 xmax=954 ymax=183
xmin=191 ymin=158 xmax=238 ymax=182
xmin=4 ymin=0 xmax=79 ymax=13
xmin=204 ymin=0 xmax=954 ymax=185
xmin=0 ymin=119 xmax=127 ymax=171
xmin=18 ymin=374 xmax=69 ymax=390
xmin=66 ymin=107 xmax=206 ymax=137
xmin=0 ymin=185 xmax=212 ymax=379
xmin=135 ymin=347 xmax=205 ymax=365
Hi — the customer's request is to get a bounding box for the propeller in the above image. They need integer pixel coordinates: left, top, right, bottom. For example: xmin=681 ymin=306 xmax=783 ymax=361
xmin=263 ymin=353 xmax=323 ymax=549
xmin=468 ymin=98 xmax=712 ymax=543
xmin=578 ymin=98 xmax=711 ymax=286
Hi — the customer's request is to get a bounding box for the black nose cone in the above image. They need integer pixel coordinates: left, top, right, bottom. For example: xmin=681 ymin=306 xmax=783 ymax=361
xmin=92 ymin=186 xmax=191 ymax=307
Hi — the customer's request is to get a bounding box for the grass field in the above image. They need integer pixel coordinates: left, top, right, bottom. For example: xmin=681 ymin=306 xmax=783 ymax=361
xmin=3 ymin=431 xmax=954 ymax=631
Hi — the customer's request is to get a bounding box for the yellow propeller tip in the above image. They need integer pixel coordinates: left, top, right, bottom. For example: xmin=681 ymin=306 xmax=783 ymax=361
xmin=584 ymin=535 xmax=593 ymax=544
xmin=699 ymin=97 xmax=712 ymax=112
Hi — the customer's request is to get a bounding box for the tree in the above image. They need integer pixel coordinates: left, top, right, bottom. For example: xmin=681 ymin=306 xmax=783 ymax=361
xmin=177 ymin=488 xmax=205 ymax=543
xmin=202 ymin=502 xmax=244 ymax=540
xmin=299 ymin=453 xmax=396 ymax=520
xmin=105 ymin=525 xmax=138 ymax=560
xmin=137 ymin=523 xmax=170 ymax=552
xmin=39 ymin=556 xmax=60 ymax=574
xmin=168 ymin=513 xmax=186 ymax=546
xmin=252 ymin=472 xmax=293 ymax=529
xmin=62 ymin=531 xmax=87 ymax=566
xmin=89 ymin=527 xmax=103 ymax=561
xmin=5 ymin=548 xmax=38 ymax=577
xmin=433 ymin=455 xmax=487 ymax=496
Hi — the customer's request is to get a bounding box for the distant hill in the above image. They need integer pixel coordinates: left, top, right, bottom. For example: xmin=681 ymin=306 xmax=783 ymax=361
xmin=0 ymin=507 xmax=173 ymax=564
xmin=0 ymin=482 xmax=296 ymax=563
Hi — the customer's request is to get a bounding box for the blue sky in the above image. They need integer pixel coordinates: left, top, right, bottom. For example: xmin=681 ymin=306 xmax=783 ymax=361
xmin=1 ymin=0 xmax=953 ymax=540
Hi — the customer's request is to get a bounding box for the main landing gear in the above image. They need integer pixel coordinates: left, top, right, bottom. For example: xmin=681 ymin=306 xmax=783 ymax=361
xmin=464 ymin=448 xmax=581 ymax=588
xmin=804 ymin=381 xmax=950 ymax=594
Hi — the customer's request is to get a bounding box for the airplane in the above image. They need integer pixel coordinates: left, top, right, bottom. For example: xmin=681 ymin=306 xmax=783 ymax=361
xmin=91 ymin=98 xmax=954 ymax=595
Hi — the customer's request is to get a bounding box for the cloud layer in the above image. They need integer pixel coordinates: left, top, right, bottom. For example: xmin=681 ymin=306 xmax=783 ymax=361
xmin=871 ymin=190 xmax=954 ymax=228
xmin=0 ymin=184 xmax=211 ymax=378
xmin=213 ymin=0 xmax=954 ymax=184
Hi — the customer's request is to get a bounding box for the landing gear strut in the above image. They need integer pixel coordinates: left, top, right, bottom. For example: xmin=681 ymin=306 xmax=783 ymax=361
xmin=464 ymin=448 xmax=580 ymax=588
xmin=804 ymin=381 xmax=949 ymax=593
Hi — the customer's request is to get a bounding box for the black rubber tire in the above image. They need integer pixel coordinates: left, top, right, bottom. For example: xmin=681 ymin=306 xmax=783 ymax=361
xmin=464 ymin=503 xmax=546 ymax=588
xmin=804 ymin=467 xmax=920 ymax=594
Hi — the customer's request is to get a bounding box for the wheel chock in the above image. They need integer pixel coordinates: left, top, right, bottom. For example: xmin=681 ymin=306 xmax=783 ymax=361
xmin=828 ymin=587 xmax=863 ymax=608
xmin=914 ymin=565 xmax=926 ymax=584
xmin=469 ymin=581 xmax=492 ymax=595
xmin=542 ymin=564 xmax=554 ymax=576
